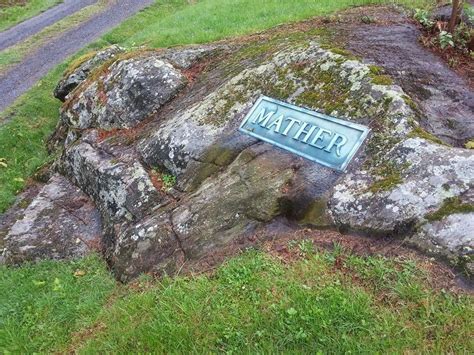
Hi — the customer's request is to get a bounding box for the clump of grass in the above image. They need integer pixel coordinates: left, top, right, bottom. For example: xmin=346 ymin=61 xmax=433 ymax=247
xmin=162 ymin=173 xmax=177 ymax=190
xmin=149 ymin=168 xmax=177 ymax=191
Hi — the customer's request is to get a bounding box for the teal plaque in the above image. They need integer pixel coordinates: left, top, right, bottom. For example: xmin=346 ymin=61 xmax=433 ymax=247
xmin=239 ymin=96 xmax=370 ymax=171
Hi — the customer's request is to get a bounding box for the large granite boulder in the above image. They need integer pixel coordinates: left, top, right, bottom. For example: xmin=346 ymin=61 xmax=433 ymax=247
xmin=54 ymin=45 xmax=125 ymax=102
xmin=2 ymin=23 xmax=473 ymax=279
xmin=60 ymin=131 xmax=169 ymax=224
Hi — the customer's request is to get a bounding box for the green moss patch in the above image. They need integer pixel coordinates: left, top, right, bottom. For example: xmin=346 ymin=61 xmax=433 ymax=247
xmin=63 ymin=51 xmax=98 ymax=77
xmin=465 ymin=140 xmax=474 ymax=149
xmin=188 ymin=145 xmax=238 ymax=191
xmin=408 ymin=125 xmax=447 ymax=146
xmin=370 ymin=74 xmax=393 ymax=86
xmin=369 ymin=171 xmax=402 ymax=193
xmin=369 ymin=160 xmax=409 ymax=193
xmin=425 ymin=197 xmax=474 ymax=222
xmin=298 ymin=198 xmax=332 ymax=226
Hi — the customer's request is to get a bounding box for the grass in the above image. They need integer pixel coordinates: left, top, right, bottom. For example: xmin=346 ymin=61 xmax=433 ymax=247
xmin=0 ymin=0 xmax=62 ymax=32
xmin=1 ymin=248 xmax=472 ymax=353
xmin=0 ymin=254 xmax=115 ymax=352
xmin=0 ymin=63 xmax=66 ymax=212
xmin=0 ymin=0 xmax=433 ymax=212
xmin=0 ymin=0 xmax=109 ymax=73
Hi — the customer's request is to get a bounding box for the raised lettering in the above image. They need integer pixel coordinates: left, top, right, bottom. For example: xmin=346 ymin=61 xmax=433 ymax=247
xmin=266 ymin=114 xmax=284 ymax=133
xmin=324 ymin=133 xmax=348 ymax=157
xmin=282 ymin=117 xmax=301 ymax=136
xmin=309 ymin=128 xmax=333 ymax=149
xmin=292 ymin=122 xmax=317 ymax=143
xmin=252 ymin=108 xmax=275 ymax=127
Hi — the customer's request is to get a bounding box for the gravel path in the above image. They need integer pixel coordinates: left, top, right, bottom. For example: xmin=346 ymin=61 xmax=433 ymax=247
xmin=0 ymin=0 xmax=98 ymax=51
xmin=0 ymin=0 xmax=154 ymax=112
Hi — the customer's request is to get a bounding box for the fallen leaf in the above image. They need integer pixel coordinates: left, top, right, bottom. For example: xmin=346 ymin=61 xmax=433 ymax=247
xmin=74 ymin=270 xmax=86 ymax=277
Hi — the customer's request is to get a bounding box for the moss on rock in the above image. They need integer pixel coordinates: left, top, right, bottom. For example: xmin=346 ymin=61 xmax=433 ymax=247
xmin=370 ymin=74 xmax=393 ymax=86
xmin=408 ymin=125 xmax=448 ymax=146
xmin=425 ymin=197 xmax=474 ymax=222
xmin=298 ymin=198 xmax=332 ymax=227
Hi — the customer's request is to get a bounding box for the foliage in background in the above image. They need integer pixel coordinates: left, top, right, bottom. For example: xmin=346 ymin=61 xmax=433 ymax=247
xmin=413 ymin=5 xmax=473 ymax=54
xmin=439 ymin=30 xmax=455 ymax=49
xmin=414 ymin=8 xmax=434 ymax=28
xmin=0 ymin=0 xmax=62 ymax=31
xmin=0 ymin=249 xmax=472 ymax=353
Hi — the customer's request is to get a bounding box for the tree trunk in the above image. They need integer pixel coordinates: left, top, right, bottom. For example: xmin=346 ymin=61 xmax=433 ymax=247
xmin=448 ymin=0 xmax=463 ymax=33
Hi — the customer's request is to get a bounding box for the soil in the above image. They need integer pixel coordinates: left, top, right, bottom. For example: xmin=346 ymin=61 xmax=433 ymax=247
xmin=180 ymin=217 xmax=473 ymax=294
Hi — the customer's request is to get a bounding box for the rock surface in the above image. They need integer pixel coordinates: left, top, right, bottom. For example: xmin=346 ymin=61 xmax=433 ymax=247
xmin=2 ymin=10 xmax=473 ymax=279
xmin=60 ymin=131 xmax=167 ymax=225
xmin=1 ymin=175 xmax=102 ymax=264
xmin=330 ymin=138 xmax=474 ymax=235
xmin=346 ymin=21 xmax=474 ymax=147
xmin=60 ymin=54 xmax=187 ymax=130
xmin=54 ymin=45 xmax=125 ymax=102
xmin=410 ymin=213 xmax=474 ymax=262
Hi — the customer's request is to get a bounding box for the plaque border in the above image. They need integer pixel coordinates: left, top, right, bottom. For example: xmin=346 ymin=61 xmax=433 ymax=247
xmin=239 ymin=96 xmax=370 ymax=171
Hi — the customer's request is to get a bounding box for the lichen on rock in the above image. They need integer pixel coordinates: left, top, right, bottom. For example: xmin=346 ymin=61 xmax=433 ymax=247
xmin=60 ymin=54 xmax=187 ymax=131
xmin=54 ymin=45 xmax=125 ymax=102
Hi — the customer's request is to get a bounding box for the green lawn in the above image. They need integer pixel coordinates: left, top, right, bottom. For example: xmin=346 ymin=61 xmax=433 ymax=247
xmin=0 ymin=0 xmax=432 ymax=212
xmin=0 ymin=0 xmax=62 ymax=32
xmin=1 ymin=247 xmax=472 ymax=353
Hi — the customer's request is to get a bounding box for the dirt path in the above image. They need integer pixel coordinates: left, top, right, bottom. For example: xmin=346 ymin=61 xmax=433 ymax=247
xmin=0 ymin=0 xmax=154 ymax=112
xmin=335 ymin=7 xmax=474 ymax=147
xmin=0 ymin=0 xmax=98 ymax=51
